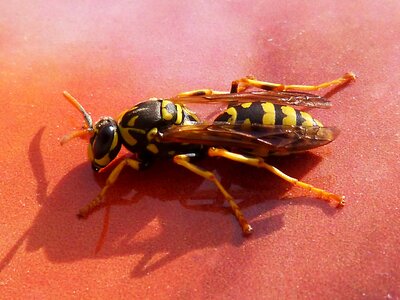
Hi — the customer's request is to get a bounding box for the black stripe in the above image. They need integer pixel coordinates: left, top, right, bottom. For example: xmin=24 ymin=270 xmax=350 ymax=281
xmin=234 ymin=102 xmax=264 ymax=124
xmin=274 ymin=104 xmax=285 ymax=125
xmin=295 ymin=109 xmax=306 ymax=126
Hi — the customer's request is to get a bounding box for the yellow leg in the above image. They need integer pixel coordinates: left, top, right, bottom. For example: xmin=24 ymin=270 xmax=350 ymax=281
xmin=78 ymin=158 xmax=141 ymax=218
xmin=232 ymin=72 xmax=356 ymax=92
xmin=208 ymin=148 xmax=345 ymax=207
xmin=176 ymin=89 xmax=229 ymax=98
xmin=173 ymin=154 xmax=253 ymax=234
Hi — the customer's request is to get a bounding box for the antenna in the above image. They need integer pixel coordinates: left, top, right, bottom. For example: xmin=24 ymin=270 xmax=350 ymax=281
xmin=63 ymin=91 xmax=93 ymax=129
xmin=60 ymin=91 xmax=94 ymax=145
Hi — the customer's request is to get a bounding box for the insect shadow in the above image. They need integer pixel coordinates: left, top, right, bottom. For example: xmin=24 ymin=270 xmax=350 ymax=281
xmin=1 ymin=127 xmax=338 ymax=277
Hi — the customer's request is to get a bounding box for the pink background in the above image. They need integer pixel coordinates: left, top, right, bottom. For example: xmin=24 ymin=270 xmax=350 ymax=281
xmin=1 ymin=1 xmax=399 ymax=298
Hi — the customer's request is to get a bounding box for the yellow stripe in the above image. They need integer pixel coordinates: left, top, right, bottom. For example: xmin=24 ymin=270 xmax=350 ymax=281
xmin=162 ymin=100 xmax=173 ymax=121
xmin=300 ymin=111 xmax=315 ymax=127
xmin=127 ymin=115 xmax=139 ymax=127
xmin=182 ymin=106 xmax=200 ymax=123
xmin=146 ymin=143 xmax=159 ymax=154
xmin=281 ymin=106 xmax=296 ymax=126
xmin=119 ymin=127 xmax=138 ymax=146
xmin=95 ymin=155 xmax=111 ymax=167
xmin=175 ymin=104 xmax=183 ymax=124
xmin=314 ymin=118 xmax=323 ymax=127
xmin=241 ymin=102 xmax=252 ymax=108
xmin=147 ymin=127 xmax=158 ymax=141
xmin=242 ymin=118 xmax=251 ymax=129
xmin=110 ymin=131 xmax=119 ymax=150
xmin=261 ymin=102 xmax=275 ymax=125
xmin=225 ymin=107 xmax=237 ymax=123
xmin=117 ymin=108 xmax=130 ymax=123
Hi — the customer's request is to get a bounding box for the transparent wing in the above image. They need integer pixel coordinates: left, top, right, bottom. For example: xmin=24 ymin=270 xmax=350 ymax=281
xmin=160 ymin=123 xmax=339 ymax=157
xmin=171 ymin=91 xmax=332 ymax=108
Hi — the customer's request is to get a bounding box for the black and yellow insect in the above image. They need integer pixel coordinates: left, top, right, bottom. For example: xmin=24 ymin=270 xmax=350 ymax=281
xmin=62 ymin=72 xmax=355 ymax=234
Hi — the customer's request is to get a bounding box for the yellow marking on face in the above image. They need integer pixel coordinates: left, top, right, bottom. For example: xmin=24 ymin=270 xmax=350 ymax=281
xmin=95 ymin=155 xmax=111 ymax=167
xmin=261 ymin=102 xmax=275 ymax=125
xmin=119 ymin=127 xmax=138 ymax=146
xmin=300 ymin=111 xmax=315 ymax=127
xmin=127 ymin=115 xmax=139 ymax=127
xmin=110 ymin=131 xmax=119 ymax=150
xmin=162 ymin=100 xmax=174 ymax=121
xmin=241 ymin=102 xmax=252 ymax=109
xmin=175 ymin=104 xmax=183 ymax=125
xmin=281 ymin=106 xmax=297 ymax=126
xmin=146 ymin=143 xmax=159 ymax=154
xmin=225 ymin=107 xmax=237 ymax=123
xmin=147 ymin=127 xmax=158 ymax=141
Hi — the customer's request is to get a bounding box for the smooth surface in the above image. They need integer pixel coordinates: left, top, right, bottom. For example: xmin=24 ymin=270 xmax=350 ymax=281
xmin=1 ymin=1 xmax=399 ymax=298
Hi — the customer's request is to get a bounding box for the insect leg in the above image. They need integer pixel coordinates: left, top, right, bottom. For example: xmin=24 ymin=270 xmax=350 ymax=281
xmin=176 ymin=89 xmax=229 ymax=98
xmin=208 ymin=148 xmax=345 ymax=207
xmin=77 ymin=157 xmax=141 ymax=218
xmin=231 ymin=72 xmax=356 ymax=92
xmin=173 ymin=154 xmax=253 ymax=234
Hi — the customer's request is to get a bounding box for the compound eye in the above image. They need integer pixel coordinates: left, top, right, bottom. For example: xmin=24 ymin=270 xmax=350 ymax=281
xmin=89 ymin=117 xmax=121 ymax=171
xmin=93 ymin=123 xmax=116 ymax=159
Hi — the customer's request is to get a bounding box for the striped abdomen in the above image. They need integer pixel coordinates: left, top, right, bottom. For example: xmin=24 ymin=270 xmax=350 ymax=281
xmin=214 ymin=102 xmax=323 ymax=127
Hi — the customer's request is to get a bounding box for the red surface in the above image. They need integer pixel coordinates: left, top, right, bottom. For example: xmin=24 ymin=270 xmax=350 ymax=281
xmin=1 ymin=1 xmax=399 ymax=298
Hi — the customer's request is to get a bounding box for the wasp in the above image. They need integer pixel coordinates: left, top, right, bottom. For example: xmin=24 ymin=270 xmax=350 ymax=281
xmin=61 ymin=72 xmax=355 ymax=234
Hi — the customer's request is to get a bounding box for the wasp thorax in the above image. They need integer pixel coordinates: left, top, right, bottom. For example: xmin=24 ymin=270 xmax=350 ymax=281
xmin=88 ymin=117 xmax=122 ymax=171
